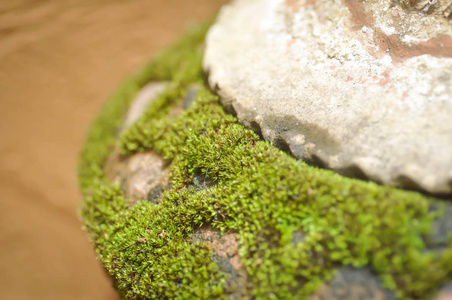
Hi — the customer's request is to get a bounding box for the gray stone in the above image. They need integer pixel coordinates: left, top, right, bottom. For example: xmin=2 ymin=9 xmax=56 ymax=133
xmin=106 ymin=82 xmax=203 ymax=204
xmin=104 ymin=81 xmax=170 ymax=203
xmin=309 ymin=267 xmax=396 ymax=300
xmin=123 ymin=82 xmax=166 ymax=128
xmin=203 ymin=0 xmax=452 ymax=194
xmin=428 ymin=203 xmax=452 ymax=251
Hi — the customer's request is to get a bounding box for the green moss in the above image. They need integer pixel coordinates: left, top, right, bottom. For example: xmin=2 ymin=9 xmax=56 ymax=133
xmin=78 ymin=21 xmax=452 ymax=299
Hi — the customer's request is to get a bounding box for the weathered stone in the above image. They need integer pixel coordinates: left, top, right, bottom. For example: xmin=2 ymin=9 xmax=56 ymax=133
xmin=192 ymin=226 xmax=249 ymax=299
xmin=105 ymin=82 xmax=171 ymax=203
xmin=436 ymin=282 xmax=452 ymax=300
xmin=105 ymin=150 xmax=170 ymax=204
xmin=123 ymin=82 xmax=166 ymax=128
xmin=395 ymin=0 xmax=452 ymax=19
xmin=204 ymin=0 xmax=452 ymax=194
xmin=427 ymin=204 xmax=452 ymax=252
xmin=309 ymin=267 xmax=396 ymax=300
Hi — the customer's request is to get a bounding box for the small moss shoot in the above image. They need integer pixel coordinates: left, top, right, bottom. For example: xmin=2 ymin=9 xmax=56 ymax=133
xmin=78 ymin=21 xmax=452 ymax=299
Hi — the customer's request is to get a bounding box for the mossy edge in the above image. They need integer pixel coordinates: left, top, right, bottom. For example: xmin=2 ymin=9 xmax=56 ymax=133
xmin=78 ymin=21 xmax=452 ymax=299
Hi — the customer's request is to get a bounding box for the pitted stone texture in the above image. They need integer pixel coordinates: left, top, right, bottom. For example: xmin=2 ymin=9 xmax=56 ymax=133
xmin=204 ymin=0 xmax=452 ymax=194
xmin=395 ymin=0 xmax=452 ymax=19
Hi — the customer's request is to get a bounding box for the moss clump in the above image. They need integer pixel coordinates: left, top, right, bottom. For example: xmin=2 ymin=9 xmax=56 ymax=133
xmin=78 ymin=21 xmax=452 ymax=299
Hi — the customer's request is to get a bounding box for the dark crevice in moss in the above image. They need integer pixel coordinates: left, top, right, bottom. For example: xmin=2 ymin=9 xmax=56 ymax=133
xmin=78 ymin=20 xmax=452 ymax=300
xmin=146 ymin=185 xmax=165 ymax=204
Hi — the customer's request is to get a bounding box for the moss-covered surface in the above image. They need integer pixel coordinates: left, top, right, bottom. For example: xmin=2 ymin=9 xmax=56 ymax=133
xmin=78 ymin=21 xmax=452 ymax=299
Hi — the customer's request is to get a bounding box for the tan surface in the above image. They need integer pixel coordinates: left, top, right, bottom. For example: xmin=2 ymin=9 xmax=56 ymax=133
xmin=0 ymin=1 xmax=227 ymax=299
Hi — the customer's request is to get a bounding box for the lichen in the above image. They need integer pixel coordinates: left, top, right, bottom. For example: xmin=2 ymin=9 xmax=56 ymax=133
xmin=78 ymin=21 xmax=452 ymax=299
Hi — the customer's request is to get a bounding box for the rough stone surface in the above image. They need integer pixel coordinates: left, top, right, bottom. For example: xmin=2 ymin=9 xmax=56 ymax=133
xmin=105 ymin=150 xmax=170 ymax=204
xmin=105 ymin=81 xmax=171 ymax=203
xmin=105 ymin=83 xmax=203 ymax=205
xmin=395 ymin=0 xmax=452 ymax=19
xmin=204 ymin=0 xmax=452 ymax=194
xmin=428 ymin=204 xmax=452 ymax=252
xmin=192 ymin=226 xmax=249 ymax=299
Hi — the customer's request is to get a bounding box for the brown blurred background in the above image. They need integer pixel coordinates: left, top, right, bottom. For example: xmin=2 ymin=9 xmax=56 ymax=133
xmin=0 ymin=1 xmax=227 ymax=299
